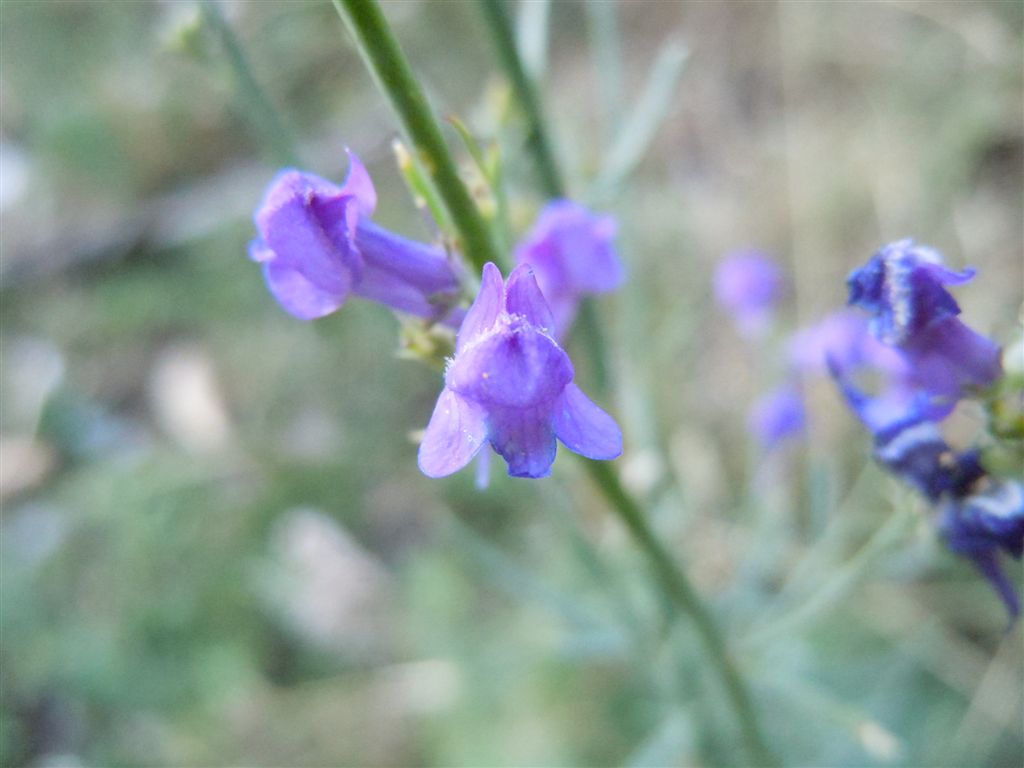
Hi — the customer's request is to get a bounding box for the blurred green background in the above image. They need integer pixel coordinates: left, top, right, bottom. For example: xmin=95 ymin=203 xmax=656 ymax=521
xmin=2 ymin=1 xmax=1022 ymax=766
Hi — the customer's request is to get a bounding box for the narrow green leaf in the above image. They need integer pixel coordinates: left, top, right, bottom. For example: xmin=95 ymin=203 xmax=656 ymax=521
xmin=392 ymin=138 xmax=454 ymax=236
xmin=591 ymin=39 xmax=689 ymax=201
xmin=200 ymin=0 xmax=299 ymax=166
xmin=585 ymin=0 xmax=624 ymax=139
xmin=447 ymin=116 xmax=512 ymax=255
xmin=626 ymin=708 xmax=696 ymax=768
xmin=515 ymin=0 xmax=550 ymax=80
xmin=446 ymin=115 xmax=490 ymax=181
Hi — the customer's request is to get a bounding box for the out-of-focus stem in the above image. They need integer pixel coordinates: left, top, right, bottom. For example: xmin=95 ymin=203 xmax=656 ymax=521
xmin=200 ymin=0 xmax=299 ymax=167
xmin=584 ymin=461 xmax=778 ymax=768
xmin=477 ymin=0 xmax=564 ymax=199
xmin=476 ymin=0 xmax=609 ymax=392
xmin=332 ymin=0 xmax=501 ymax=274
xmin=585 ymin=0 xmax=624 ymax=141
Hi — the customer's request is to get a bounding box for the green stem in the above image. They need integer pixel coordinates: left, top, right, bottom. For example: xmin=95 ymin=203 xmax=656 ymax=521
xmin=476 ymin=0 xmax=609 ymax=391
xmin=200 ymin=0 xmax=299 ymax=167
xmin=584 ymin=461 xmax=778 ymax=767
xmin=477 ymin=0 xmax=564 ymax=198
xmin=332 ymin=0 xmax=500 ymax=274
xmin=585 ymin=0 xmax=624 ymax=141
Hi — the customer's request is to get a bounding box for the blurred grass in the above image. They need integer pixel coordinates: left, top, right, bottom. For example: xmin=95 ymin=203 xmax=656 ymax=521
xmin=2 ymin=1 xmax=1022 ymax=766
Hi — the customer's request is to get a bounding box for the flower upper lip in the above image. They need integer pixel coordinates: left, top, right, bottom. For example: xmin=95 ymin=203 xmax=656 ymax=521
xmin=446 ymin=314 xmax=573 ymax=409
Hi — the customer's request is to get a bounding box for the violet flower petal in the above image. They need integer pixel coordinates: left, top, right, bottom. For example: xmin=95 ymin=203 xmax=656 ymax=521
xmin=941 ymin=478 xmax=1024 ymax=622
xmin=418 ymin=388 xmax=488 ymax=478
xmin=352 ymin=220 xmax=460 ymax=317
xmin=448 ymin=323 xmax=573 ymax=408
xmin=505 ymin=264 xmax=556 ymax=333
xmin=340 ymin=148 xmax=377 ymax=216
xmin=487 ymin=405 xmax=558 ymax=478
xmin=846 ymin=239 xmax=975 ymax=345
xmin=423 ymin=262 xmax=621 ymax=480
xmin=513 ymin=200 xmax=624 ymax=337
xmin=905 ymin=315 xmax=1003 ymax=396
xmin=968 ymin=550 xmax=1020 ymax=622
xmin=456 ymin=262 xmax=504 ymax=352
xmin=552 ymin=383 xmax=623 ymax=460
xmin=256 ymin=171 xmax=354 ymax=296
xmin=262 ymin=259 xmax=350 ymax=320
xmin=252 ymin=156 xmax=464 ymax=323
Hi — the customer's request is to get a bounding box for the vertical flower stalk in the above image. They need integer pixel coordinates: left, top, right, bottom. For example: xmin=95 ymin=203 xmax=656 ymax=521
xmin=474 ymin=0 xmax=612 ymax=393
xmin=200 ymin=0 xmax=299 ymax=167
xmin=332 ymin=0 xmax=501 ymax=273
xmin=477 ymin=0 xmax=565 ymax=199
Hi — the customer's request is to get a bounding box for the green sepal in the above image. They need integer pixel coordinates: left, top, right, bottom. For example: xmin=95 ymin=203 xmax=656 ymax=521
xmin=392 ymin=138 xmax=455 ymax=239
xmin=396 ymin=317 xmax=456 ymax=373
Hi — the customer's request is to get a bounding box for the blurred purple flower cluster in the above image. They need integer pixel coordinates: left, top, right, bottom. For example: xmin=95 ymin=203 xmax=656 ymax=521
xmin=834 ymin=240 xmax=1019 ymax=619
xmin=717 ymin=238 xmax=1020 ymax=618
xmin=714 ymin=250 xmax=805 ymax=449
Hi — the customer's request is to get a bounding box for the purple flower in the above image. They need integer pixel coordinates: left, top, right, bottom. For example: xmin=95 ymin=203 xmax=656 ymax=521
xmin=826 ymin=241 xmax=1017 ymax=620
xmin=513 ymin=200 xmax=624 ymax=336
xmin=866 ymin=404 xmax=964 ymax=502
xmin=714 ymin=250 xmax=784 ymax=337
xmin=847 ymin=239 xmax=1002 ymax=400
xmin=418 ymin=263 xmax=622 ymax=479
xmin=839 ymin=391 xmax=1024 ymax=620
xmin=749 ymin=386 xmax=805 ymax=449
xmin=939 ymin=477 xmax=1024 ymax=620
xmin=250 ymin=152 xmax=461 ymax=322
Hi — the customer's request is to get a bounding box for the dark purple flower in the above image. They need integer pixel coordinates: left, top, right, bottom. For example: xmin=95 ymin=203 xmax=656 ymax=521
xmin=847 ymin=239 xmax=1002 ymax=399
xmin=829 ymin=241 xmax=1017 ymax=620
xmin=866 ymin=403 xmax=961 ymax=502
xmin=418 ymin=263 xmax=622 ymax=479
xmin=939 ymin=477 xmax=1024 ymax=620
xmin=832 ymin=347 xmax=1022 ymax=620
xmin=748 ymin=386 xmax=805 ymax=449
xmin=902 ymin=316 xmax=1004 ymax=407
xmin=513 ymin=200 xmax=624 ymax=336
xmin=714 ymin=250 xmax=784 ymax=337
xmin=838 ymin=388 xmax=1023 ymax=619
xmin=250 ymin=152 xmax=461 ymax=322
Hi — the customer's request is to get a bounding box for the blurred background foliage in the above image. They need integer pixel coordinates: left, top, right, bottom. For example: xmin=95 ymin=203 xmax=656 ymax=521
xmin=1 ymin=1 xmax=1022 ymax=766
